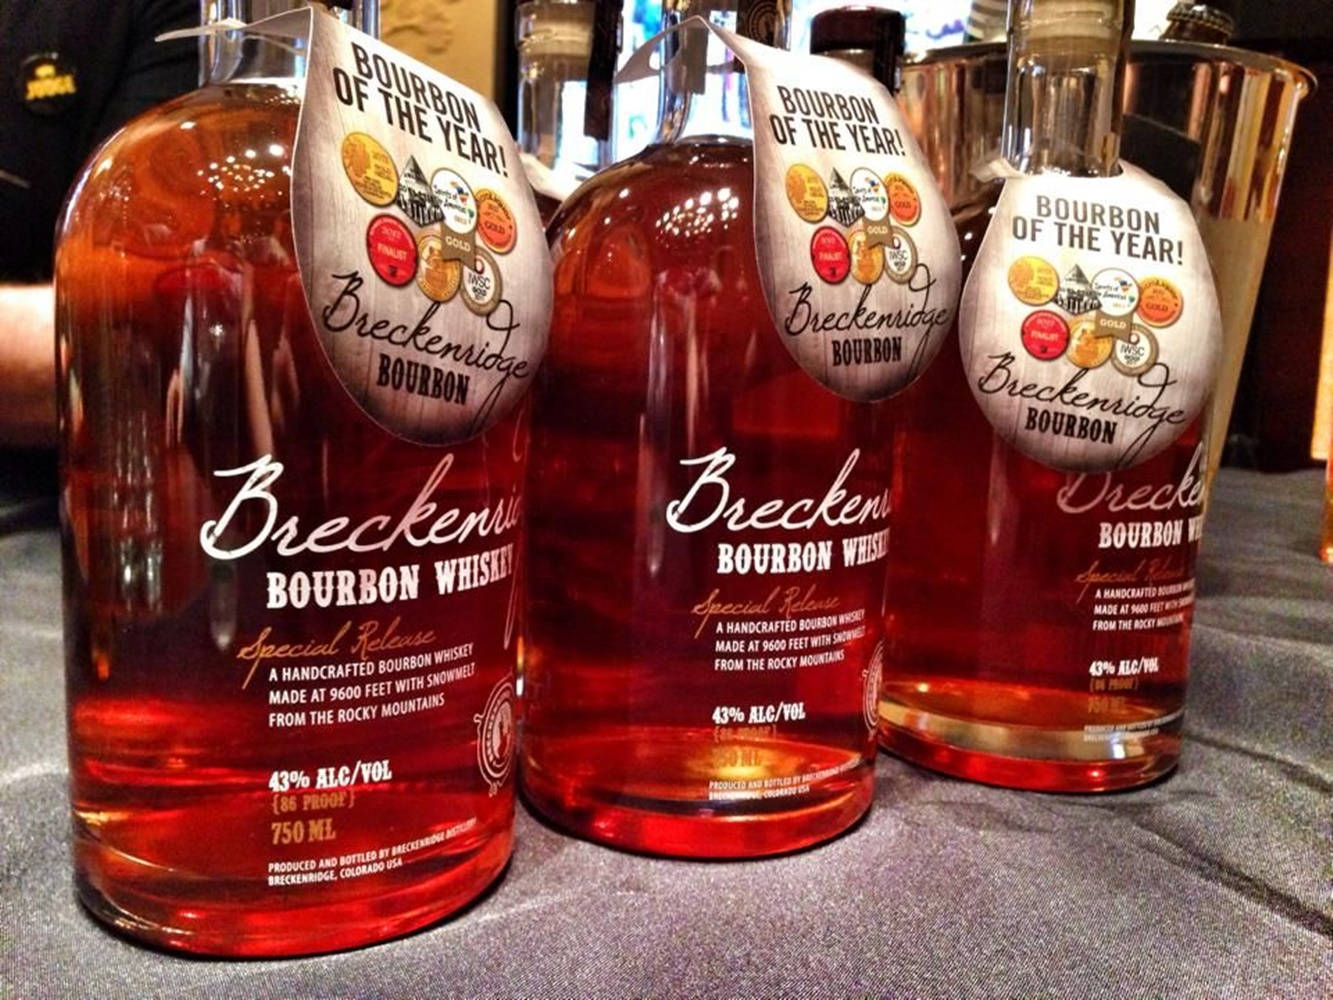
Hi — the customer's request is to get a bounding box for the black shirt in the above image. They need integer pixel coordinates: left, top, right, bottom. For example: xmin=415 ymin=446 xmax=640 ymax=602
xmin=0 ymin=0 xmax=198 ymax=282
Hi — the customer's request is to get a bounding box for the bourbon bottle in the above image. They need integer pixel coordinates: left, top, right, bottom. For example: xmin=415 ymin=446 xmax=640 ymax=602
xmin=515 ymin=0 xmax=609 ymax=221
xmin=56 ymin=0 xmax=537 ymax=955
xmin=879 ymin=0 xmax=1220 ymax=791
xmin=521 ymin=0 xmax=892 ymax=856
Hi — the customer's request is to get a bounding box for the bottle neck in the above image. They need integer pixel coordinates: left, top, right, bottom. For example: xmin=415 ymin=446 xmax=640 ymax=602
xmin=813 ymin=49 xmax=899 ymax=94
xmin=1000 ymin=0 xmax=1132 ymax=177
xmin=203 ymin=0 xmax=380 ymax=85
xmin=808 ymin=7 xmax=906 ymax=95
xmin=655 ymin=0 xmax=790 ymax=145
xmin=516 ymin=1 xmax=607 ymax=179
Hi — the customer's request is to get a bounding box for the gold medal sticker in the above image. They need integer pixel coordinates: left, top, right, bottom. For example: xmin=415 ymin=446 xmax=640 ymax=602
xmin=1136 ymin=276 xmax=1184 ymax=328
xmin=1007 ymin=255 xmax=1059 ymax=306
xmin=340 ymin=132 xmax=399 ymax=207
xmin=849 ymin=229 xmax=884 ymax=285
xmin=785 ymin=164 xmax=829 ymax=224
xmin=416 ymin=232 xmax=462 ymax=303
xmin=1066 ymin=318 xmax=1113 ymax=369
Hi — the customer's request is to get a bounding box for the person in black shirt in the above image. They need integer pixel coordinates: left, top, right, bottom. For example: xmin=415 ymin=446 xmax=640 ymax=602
xmin=0 ymin=0 xmax=197 ymax=448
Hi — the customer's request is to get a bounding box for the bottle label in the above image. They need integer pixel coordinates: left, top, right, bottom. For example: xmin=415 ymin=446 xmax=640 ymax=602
xmin=620 ymin=19 xmax=961 ymax=401
xmin=1061 ymin=440 xmax=1208 ymax=741
xmin=290 ymin=9 xmax=551 ymax=445
xmin=663 ymin=445 xmax=890 ymax=800
xmin=958 ymin=167 xmax=1221 ymax=472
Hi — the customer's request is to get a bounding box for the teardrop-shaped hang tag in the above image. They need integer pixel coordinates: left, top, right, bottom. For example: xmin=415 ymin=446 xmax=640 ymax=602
xmin=957 ymin=164 xmax=1221 ymax=472
xmin=290 ymin=6 xmax=552 ymax=445
xmin=712 ymin=21 xmax=961 ymax=402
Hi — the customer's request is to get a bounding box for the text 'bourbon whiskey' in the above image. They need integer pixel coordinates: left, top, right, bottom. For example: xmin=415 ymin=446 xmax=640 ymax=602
xmin=56 ymin=1 xmax=549 ymax=954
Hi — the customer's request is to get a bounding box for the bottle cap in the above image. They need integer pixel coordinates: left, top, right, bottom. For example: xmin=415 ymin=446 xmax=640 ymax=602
xmin=810 ymin=6 xmax=905 ymax=56
xmin=1164 ymin=2 xmax=1237 ymax=39
xmin=809 ymin=6 xmax=906 ymax=92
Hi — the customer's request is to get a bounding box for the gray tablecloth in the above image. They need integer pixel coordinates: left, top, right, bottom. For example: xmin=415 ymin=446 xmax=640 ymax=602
xmin=2 ymin=465 xmax=1330 ymax=999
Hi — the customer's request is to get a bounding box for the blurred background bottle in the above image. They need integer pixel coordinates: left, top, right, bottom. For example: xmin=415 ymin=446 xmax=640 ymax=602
xmin=515 ymin=0 xmax=611 ymax=218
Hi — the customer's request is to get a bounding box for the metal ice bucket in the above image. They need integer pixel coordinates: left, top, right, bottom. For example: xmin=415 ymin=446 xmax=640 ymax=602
xmin=898 ymin=41 xmax=1315 ymax=483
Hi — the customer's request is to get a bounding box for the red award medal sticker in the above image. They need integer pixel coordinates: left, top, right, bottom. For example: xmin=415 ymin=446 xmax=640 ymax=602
xmin=1021 ymin=310 xmax=1070 ymax=361
xmin=461 ymin=246 xmax=503 ymax=315
xmin=850 ymin=167 xmax=889 ymax=223
xmin=476 ymin=189 xmax=517 ymax=254
xmin=884 ymin=173 xmax=921 ymax=226
xmin=810 ymin=226 xmax=850 ymax=284
xmin=365 ymin=214 xmax=417 ymax=287
xmin=1136 ymin=276 xmax=1184 ymax=327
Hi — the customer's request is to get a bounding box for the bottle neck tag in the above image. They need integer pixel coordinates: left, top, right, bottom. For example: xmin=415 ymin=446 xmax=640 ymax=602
xmin=620 ymin=17 xmax=961 ymax=402
xmin=958 ymin=164 xmax=1221 ymax=471
xmin=214 ymin=6 xmax=552 ymax=446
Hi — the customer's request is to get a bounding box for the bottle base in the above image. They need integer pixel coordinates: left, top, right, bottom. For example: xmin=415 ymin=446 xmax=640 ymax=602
xmin=878 ymin=700 xmax=1179 ymax=793
xmin=520 ymin=753 xmax=874 ymax=859
xmin=71 ymin=828 xmax=513 ymax=957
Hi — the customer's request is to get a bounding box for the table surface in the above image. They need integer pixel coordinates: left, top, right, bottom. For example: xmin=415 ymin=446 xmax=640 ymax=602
xmin=1 ymin=465 xmax=1330 ymax=999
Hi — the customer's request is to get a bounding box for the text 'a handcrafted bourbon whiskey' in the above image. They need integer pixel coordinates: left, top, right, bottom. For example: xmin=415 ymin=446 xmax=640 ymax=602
xmin=56 ymin=1 xmax=549 ymax=955
xmin=522 ymin=0 xmax=959 ymax=856
xmin=879 ymin=0 xmax=1223 ymax=792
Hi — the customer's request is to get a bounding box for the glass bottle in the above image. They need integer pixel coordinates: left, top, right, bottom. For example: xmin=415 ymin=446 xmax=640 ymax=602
xmin=516 ymin=0 xmax=609 ymax=221
xmin=808 ymin=5 xmax=906 ymax=94
xmin=56 ymin=0 xmax=522 ymax=955
xmin=1160 ymin=1 xmax=1236 ymax=44
xmin=522 ymin=0 xmax=887 ymax=857
xmin=879 ymin=0 xmax=1211 ymax=792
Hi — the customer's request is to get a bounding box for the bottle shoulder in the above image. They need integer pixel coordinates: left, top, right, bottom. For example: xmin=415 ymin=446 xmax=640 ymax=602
xmin=548 ymin=140 xmax=756 ymax=273
xmin=57 ymin=83 xmax=302 ymax=275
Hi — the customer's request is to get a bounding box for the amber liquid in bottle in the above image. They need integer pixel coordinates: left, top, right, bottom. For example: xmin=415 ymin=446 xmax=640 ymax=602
xmin=522 ymin=137 xmax=886 ymax=857
xmin=58 ymin=76 xmax=520 ymax=954
xmin=879 ymin=183 xmax=1204 ymax=792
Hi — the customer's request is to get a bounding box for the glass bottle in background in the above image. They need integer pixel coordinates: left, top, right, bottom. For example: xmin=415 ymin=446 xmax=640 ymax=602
xmin=808 ymin=5 xmax=906 ymax=93
xmin=879 ymin=0 xmax=1214 ymax=792
xmin=516 ymin=0 xmax=609 ymax=220
xmin=522 ymin=0 xmax=888 ymax=857
xmin=56 ymin=0 xmax=524 ymax=955
xmin=1160 ymin=1 xmax=1236 ymax=43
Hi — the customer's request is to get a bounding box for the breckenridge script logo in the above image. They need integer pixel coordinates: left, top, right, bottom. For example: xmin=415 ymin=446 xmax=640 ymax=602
xmin=664 ymin=447 xmax=891 ymax=576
